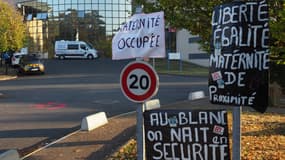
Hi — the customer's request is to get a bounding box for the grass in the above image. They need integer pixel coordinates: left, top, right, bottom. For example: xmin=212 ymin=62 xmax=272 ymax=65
xmin=108 ymin=111 xmax=285 ymax=160
xmin=149 ymin=58 xmax=208 ymax=77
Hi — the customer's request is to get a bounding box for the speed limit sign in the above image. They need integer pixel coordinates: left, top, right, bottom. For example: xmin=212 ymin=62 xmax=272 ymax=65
xmin=120 ymin=61 xmax=159 ymax=103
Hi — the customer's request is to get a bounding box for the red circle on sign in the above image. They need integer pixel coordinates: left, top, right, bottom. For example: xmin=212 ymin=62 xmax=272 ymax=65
xmin=120 ymin=61 xmax=158 ymax=103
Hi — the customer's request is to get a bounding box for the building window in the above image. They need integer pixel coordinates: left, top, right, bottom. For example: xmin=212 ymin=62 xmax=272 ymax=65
xmin=17 ymin=0 xmax=132 ymax=55
xmin=77 ymin=10 xmax=85 ymax=18
xmin=26 ymin=14 xmax=33 ymax=21
xmin=36 ymin=13 xmax=48 ymax=20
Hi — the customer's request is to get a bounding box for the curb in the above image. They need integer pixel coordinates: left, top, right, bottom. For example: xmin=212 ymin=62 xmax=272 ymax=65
xmin=0 ymin=150 xmax=20 ymax=160
xmin=20 ymin=111 xmax=110 ymax=159
xmin=188 ymin=90 xmax=205 ymax=100
xmin=0 ymin=76 xmax=17 ymax=81
xmin=81 ymin=112 xmax=108 ymax=131
xmin=19 ymin=112 xmax=132 ymax=159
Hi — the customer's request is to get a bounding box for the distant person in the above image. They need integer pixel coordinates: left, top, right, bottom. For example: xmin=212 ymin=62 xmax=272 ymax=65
xmin=3 ymin=52 xmax=10 ymax=64
xmin=2 ymin=52 xmax=10 ymax=74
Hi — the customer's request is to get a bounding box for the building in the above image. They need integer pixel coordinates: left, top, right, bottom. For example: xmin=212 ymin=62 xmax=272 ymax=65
xmin=3 ymin=0 xmax=208 ymax=65
xmin=8 ymin=0 xmax=133 ymax=57
xmin=176 ymin=29 xmax=209 ymax=67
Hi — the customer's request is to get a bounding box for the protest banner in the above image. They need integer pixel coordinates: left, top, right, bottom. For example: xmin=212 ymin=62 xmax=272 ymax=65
xmin=209 ymin=0 xmax=269 ymax=113
xmin=144 ymin=110 xmax=230 ymax=160
xmin=112 ymin=11 xmax=165 ymax=60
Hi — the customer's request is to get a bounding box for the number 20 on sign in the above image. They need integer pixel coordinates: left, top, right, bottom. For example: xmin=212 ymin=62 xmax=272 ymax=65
xmin=120 ymin=61 xmax=159 ymax=103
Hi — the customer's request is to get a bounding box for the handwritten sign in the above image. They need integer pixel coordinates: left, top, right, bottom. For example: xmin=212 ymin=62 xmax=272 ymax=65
xmin=144 ymin=110 xmax=230 ymax=160
xmin=209 ymin=0 xmax=269 ymax=113
xmin=112 ymin=11 xmax=166 ymax=60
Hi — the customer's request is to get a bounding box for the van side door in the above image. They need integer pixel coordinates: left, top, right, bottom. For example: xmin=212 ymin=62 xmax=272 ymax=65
xmin=79 ymin=44 xmax=87 ymax=57
xmin=67 ymin=44 xmax=80 ymax=57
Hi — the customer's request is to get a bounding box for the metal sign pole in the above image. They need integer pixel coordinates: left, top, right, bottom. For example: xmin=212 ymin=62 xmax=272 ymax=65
xmin=152 ymin=58 xmax=155 ymax=69
xmin=179 ymin=59 xmax=182 ymax=72
xmin=232 ymin=106 xmax=241 ymax=160
xmin=137 ymin=103 xmax=145 ymax=160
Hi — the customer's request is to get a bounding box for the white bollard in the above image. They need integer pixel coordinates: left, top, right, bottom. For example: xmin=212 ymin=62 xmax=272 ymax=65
xmin=188 ymin=91 xmax=205 ymax=100
xmin=144 ymin=99 xmax=160 ymax=111
xmin=81 ymin=112 xmax=108 ymax=131
xmin=0 ymin=150 xmax=20 ymax=160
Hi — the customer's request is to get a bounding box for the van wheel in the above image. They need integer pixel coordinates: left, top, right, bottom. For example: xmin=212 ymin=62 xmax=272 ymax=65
xmin=87 ymin=54 xmax=93 ymax=60
xmin=59 ymin=56 xmax=65 ymax=60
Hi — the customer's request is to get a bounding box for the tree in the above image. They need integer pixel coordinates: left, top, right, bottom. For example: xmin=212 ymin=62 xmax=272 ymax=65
xmin=136 ymin=0 xmax=284 ymax=55
xmin=79 ymin=10 xmax=106 ymax=48
xmin=269 ymin=1 xmax=285 ymax=57
xmin=134 ymin=0 xmax=230 ymax=51
xmin=58 ymin=9 xmax=106 ymax=47
xmin=0 ymin=0 xmax=26 ymax=53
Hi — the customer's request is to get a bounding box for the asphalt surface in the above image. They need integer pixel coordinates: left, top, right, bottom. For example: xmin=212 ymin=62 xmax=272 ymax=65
xmin=20 ymin=98 xmax=285 ymax=160
xmin=0 ymin=59 xmax=208 ymax=155
xmin=1 ymin=62 xmax=284 ymax=160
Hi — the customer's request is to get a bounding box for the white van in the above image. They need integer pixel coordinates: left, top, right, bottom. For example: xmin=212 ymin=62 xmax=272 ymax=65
xmin=54 ymin=40 xmax=98 ymax=60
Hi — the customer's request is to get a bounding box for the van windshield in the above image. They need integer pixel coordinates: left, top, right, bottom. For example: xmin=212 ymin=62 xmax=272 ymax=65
xmin=85 ymin=42 xmax=94 ymax=49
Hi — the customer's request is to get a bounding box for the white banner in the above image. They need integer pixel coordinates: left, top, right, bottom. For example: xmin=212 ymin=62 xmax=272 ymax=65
xmin=112 ymin=11 xmax=165 ymax=60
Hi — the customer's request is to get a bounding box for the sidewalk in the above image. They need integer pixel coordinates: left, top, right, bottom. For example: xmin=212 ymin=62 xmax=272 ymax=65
xmin=19 ymin=98 xmax=285 ymax=160
xmin=23 ymin=114 xmax=137 ymax=160
xmin=0 ymin=75 xmax=17 ymax=81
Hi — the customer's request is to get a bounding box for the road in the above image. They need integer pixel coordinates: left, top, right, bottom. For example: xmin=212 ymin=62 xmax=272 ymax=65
xmin=0 ymin=58 xmax=208 ymax=154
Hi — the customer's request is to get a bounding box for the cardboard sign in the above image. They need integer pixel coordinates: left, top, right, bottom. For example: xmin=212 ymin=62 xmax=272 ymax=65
xmin=209 ymin=1 xmax=269 ymax=113
xmin=144 ymin=110 xmax=230 ymax=160
xmin=112 ymin=11 xmax=166 ymax=60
